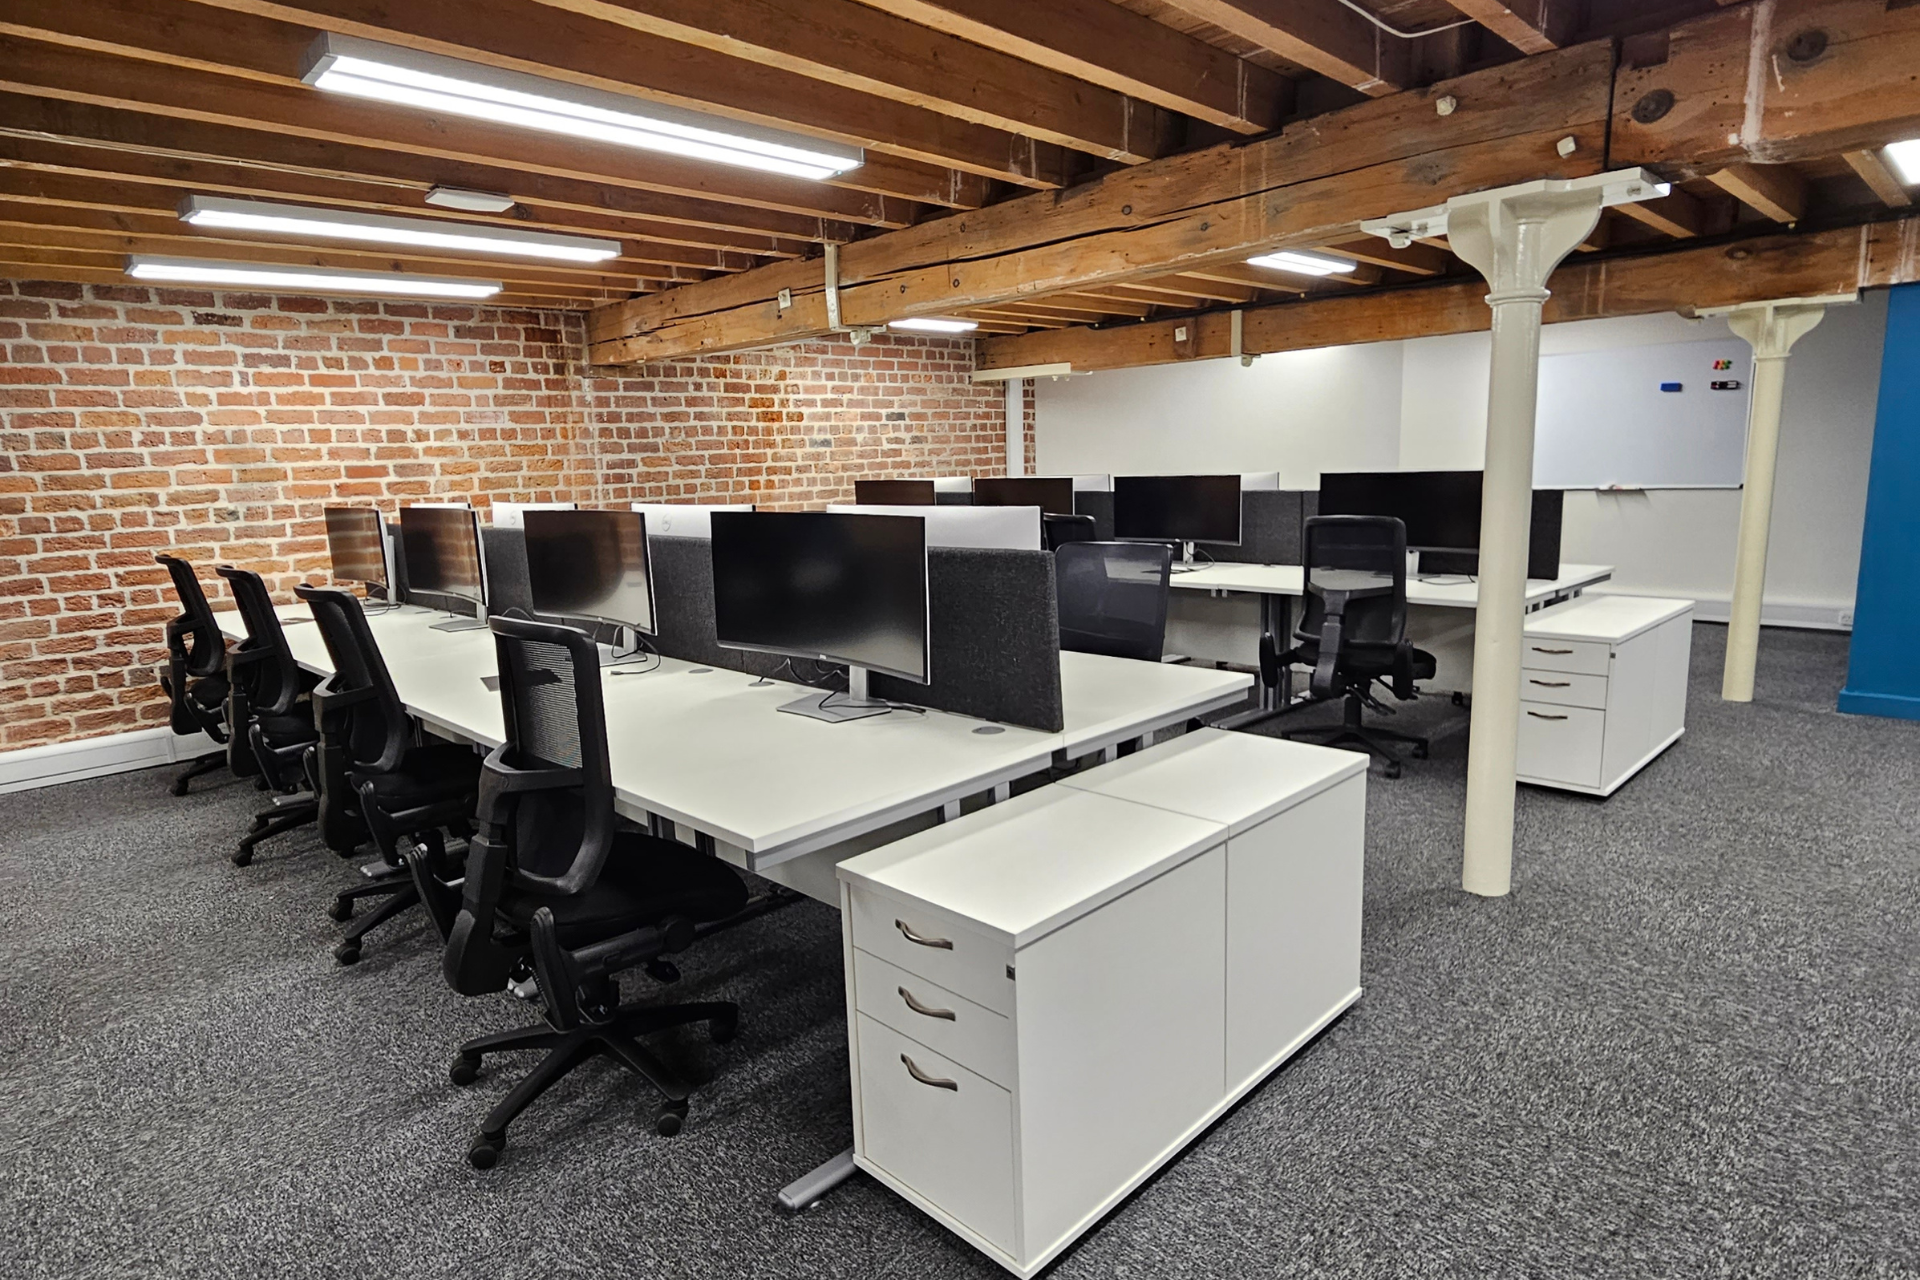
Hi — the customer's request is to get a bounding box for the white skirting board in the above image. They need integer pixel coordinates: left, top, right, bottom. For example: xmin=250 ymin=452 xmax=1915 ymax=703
xmin=0 ymin=727 xmax=218 ymax=795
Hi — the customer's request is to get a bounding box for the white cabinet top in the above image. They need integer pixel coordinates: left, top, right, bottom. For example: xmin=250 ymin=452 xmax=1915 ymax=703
xmin=1524 ymin=593 xmax=1694 ymax=644
xmin=1056 ymin=728 xmax=1364 ymax=836
xmin=1167 ymin=562 xmax=1614 ymax=609
xmin=837 ymin=787 xmax=1225 ymax=948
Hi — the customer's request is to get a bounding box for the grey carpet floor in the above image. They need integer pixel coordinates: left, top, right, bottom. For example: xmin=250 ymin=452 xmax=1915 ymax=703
xmin=3 ymin=623 xmax=1917 ymax=1279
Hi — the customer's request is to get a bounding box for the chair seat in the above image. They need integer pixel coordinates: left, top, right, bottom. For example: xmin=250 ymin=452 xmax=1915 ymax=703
xmin=255 ymin=712 xmax=318 ymax=747
xmin=1280 ymin=644 xmax=1437 ymax=691
xmin=188 ymin=673 xmax=229 ymax=709
xmin=356 ymin=743 xmax=481 ymax=810
xmin=501 ymin=831 xmax=748 ymax=943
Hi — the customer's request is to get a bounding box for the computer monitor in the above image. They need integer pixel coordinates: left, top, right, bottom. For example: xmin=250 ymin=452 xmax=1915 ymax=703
xmin=1317 ymin=471 xmax=1562 ymax=579
xmin=854 ymin=478 xmax=936 ymax=506
xmin=490 ymin=500 xmax=575 ymax=530
xmin=711 ymin=510 xmax=929 ymax=722
xmin=1112 ymin=475 xmax=1242 ymax=562
xmin=630 ymin=502 xmax=756 ymax=539
xmin=324 ymin=506 xmax=388 ymax=599
xmin=973 ymin=476 xmax=1076 ymax=516
xmin=398 ymin=505 xmax=488 ymax=630
xmin=523 ymin=509 xmax=655 ymax=652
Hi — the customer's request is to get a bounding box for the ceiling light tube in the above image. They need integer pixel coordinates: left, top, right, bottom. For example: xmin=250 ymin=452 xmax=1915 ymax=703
xmin=302 ymin=34 xmax=863 ymax=182
xmin=1887 ymin=139 xmax=1920 ymax=186
xmin=1245 ymin=249 xmax=1360 ymax=277
xmin=179 ymin=196 xmax=620 ymax=263
xmin=888 ymin=317 xmax=979 ymax=333
xmin=126 ymin=256 xmax=502 ymax=300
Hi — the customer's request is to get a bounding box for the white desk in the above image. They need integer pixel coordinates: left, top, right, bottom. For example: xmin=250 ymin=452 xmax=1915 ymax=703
xmin=217 ymin=604 xmax=1250 ymax=872
xmin=1164 ymin=562 xmax=1614 ymax=702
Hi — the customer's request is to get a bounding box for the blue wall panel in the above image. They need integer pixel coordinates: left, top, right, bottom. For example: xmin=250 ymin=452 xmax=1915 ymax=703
xmin=1840 ymin=283 xmax=1920 ymax=720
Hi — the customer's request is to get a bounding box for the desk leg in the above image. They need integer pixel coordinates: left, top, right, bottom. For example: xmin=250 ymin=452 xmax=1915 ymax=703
xmin=778 ymin=1147 xmax=857 ymax=1211
xmin=1262 ymin=593 xmax=1293 ymax=710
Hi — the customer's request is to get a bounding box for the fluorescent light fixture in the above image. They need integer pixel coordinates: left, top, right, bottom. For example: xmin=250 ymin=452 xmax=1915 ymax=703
xmin=888 ymin=317 xmax=979 ymax=333
xmin=178 ymin=196 xmax=619 ymax=263
xmin=126 ymin=256 xmax=501 ymax=299
xmin=426 ymin=186 xmax=517 ymax=213
xmin=302 ymin=34 xmax=863 ymax=182
xmin=1887 ymin=139 xmax=1920 ymax=186
xmin=1245 ymin=249 xmax=1359 ymax=277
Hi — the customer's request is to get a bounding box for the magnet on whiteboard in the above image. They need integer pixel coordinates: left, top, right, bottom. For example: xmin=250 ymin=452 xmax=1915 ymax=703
xmin=1710 ymin=380 xmax=1743 ymax=390
xmin=1659 ymin=382 xmax=1682 ymax=392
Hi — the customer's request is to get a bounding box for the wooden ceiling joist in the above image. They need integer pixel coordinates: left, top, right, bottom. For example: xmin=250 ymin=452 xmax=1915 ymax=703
xmin=525 ymin=0 xmax=1174 ymax=164
xmin=1841 ymin=150 xmax=1913 ymax=210
xmin=1147 ymin=0 xmax=1409 ymax=97
xmin=849 ymin=0 xmax=1292 ymax=134
xmin=587 ymin=42 xmax=1617 ymax=361
xmin=1444 ymin=1 xmax=1574 ymax=55
xmin=1707 ymin=163 xmax=1807 ymax=225
xmin=975 ymin=218 xmax=1920 ymax=373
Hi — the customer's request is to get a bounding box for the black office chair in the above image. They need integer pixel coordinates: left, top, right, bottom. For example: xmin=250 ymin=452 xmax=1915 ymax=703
xmin=1055 ymin=540 xmax=1173 ymax=662
xmin=1042 ymin=512 xmax=1097 ymax=552
xmin=154 ymin=553 xmax=232 ymax=795
xmin=1262 ymin=516 xmax=1436 ymax=777
xmin=216 ymin=566 xmax=320 ymax=864
xmin=426 ymin=615 xmax=747 ymax=1168
xmin=297 ymin=586 xmax=482 ymax=966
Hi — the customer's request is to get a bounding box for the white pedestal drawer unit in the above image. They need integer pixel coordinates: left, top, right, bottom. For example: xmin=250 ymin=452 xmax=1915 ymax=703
xmin=837 ymin=729 xmax=1366 ymax=1277
xmin=1516 ymin=595 xmax=1694 ymax=797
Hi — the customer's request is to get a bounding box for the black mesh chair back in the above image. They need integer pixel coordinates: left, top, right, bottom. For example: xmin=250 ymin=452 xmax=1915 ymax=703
xmin=446 ymin=616 xmax=616 ymax=996
xmin=1294 ymin=516 xmax=1408 ymax=656
xmin=1055 ymin=540 xmax=1173 ymax=662
xmin=155 ymin=553 xmax=228 ymax=739
xmin=1043 ymin=512 xmax=1097 ymax=552
xmin=296 ymin=586 xmax=410 ymax=774
xmin=216 ymin=566 xmax=306 ymax=717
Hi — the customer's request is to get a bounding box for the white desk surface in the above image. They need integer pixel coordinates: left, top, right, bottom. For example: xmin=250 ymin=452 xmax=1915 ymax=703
xmin=1057 ymin=727 xmax=1364 ymax=837
xmin=1523 ymin=593 xmax=1693 ymax=643
xmin=838 ymin=785 xmax=1226 ymax=949
xmin=1168 ymin=561 xmax=1614 ymax=609
xmin=216 ymin=603 xmax=1250 ymax=864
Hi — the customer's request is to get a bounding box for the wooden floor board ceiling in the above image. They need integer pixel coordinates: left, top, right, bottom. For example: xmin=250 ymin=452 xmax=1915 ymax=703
xmin=1 ymin=0 xmax=1917 ymax=365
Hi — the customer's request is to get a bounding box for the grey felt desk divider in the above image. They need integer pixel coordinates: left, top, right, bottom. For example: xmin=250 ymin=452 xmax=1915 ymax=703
xmin=1211 ymin=490 xmax=1312 ymax=566
xmin=1074 ymin=490 xmax=1115 ymax=541
xmin=648 ymin=536 xmax=1064 ymax=732
xmin=934 ymin=491 xmax=974 ymax=506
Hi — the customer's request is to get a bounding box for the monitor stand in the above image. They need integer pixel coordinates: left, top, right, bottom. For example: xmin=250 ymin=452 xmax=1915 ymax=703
xmin=1169 ymin=540 xmax=1200 ymax=574
xmin=780 ymin=666 xmax=893 ymax=723
xmin=597 ymin=627 xmax=651 ymax=667
xmin=430 ymin=606 xmax=487 ymax=632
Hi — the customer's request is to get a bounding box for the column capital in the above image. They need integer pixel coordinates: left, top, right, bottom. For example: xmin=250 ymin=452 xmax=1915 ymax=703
xmin=1698 ymin=293 xmax=1857 ymax=360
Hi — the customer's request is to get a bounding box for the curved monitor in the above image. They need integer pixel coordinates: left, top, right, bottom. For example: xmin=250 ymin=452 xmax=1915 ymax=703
xmin=523 ymin=508 xmax=655 ymax=635
xmin=398 ymin=505 xmax=486 ymax=609
xmin=1113 ymin=475 xmax=1242 ymax=547
xmin=324 ymin=506 xmax=387 ymax=592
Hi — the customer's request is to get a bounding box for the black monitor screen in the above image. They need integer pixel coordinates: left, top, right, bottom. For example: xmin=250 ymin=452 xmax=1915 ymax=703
xmin=324 ymin=506 xmax=386 ymax=590
xmin=1112 ymin=475 xmax=1242 ymax=546
xmin=399 ymin=506 xmax=485 ymax=608
xmin=1320 ymin=471 xmax=1482 ymax=552
xmin=711 ymin=511 xmax=929 ymax=684
xmin=854 ymin=478 xmax=937 ymax=506
xmin=524 ymin=509 xmax=655 ymax=635
xmin=973 ymin=476 xmax=1076 ymax=516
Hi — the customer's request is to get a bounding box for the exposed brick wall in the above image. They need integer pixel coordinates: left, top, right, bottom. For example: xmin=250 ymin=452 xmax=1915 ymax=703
xmin=0 ymin=279 xmax=1031 ymax=752
xmin=586 ymin=334 xmax=1032 ymax=509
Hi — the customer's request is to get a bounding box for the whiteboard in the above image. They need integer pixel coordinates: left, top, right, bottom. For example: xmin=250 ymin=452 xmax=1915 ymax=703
xmin=1533 ymin=338 xmax=1752 ymax=489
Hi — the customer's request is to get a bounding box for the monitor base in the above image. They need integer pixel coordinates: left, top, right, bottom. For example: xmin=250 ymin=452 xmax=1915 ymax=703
xmin=777 ymin=691 xmax=892 ymax=723
xmin=430 ymin=616 xmax=487 ymax=632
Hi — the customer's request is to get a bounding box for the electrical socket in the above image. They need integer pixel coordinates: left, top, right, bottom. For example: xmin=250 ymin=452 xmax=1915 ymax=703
xmin=1839 ymin=609 xmax=1854 ymax=628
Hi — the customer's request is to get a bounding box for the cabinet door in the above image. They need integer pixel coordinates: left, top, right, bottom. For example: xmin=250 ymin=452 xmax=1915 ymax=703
xmin=1225 ymin=776 xmax=1365 ymax=1091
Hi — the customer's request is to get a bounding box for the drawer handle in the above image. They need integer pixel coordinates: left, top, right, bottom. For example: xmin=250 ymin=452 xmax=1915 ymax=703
xmin=1526 ymin=710 xmax=1569 ymax=721
xmin=895 ymin=919 xmax=953 ymax=950
xmin=900 ymin=1054 xmax=959 ymax=1091
xmin=1528 ymin=679 xmax=1571 ymax=688
xmin=1531 ymin=647 xmax=1574 ymax=655
xmin=898 ymin=986 xmax=957 ymax=1021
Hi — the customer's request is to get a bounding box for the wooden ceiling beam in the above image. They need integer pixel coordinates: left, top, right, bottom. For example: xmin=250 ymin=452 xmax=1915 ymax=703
xmin=1707 ymin=162 xmax=1808 ymax=225
xmin=1318 ymin=238 xmax=1454 ymax=276
xmin=1147 ymin=0 xmax=1409 ymax=97
xmin=0 ymin=155 xmax=744 ymax=276
xmin=0 ymin=96 xmax=829 ymax=255
xmin=171 ymin=0 xmax=1062 ymax=193
xmin=1842 ymin=149 xmax=1914 ymax=210
xmin=976 ymin=217 xmax=1920 ymax=373
xmin=849 ymin=0 xmax=1291 ymax=135
xmin=1612 ymin=0 xmax=1920 ymax=176
xmin=527 ymin=0 xmax=1174 ymax=163
xmin=1614 ymin=186 xmax=1709 ymax=238
xmin=588 ymin=43 xmax=1615 ymax=361
xmin=0 ymin=33 xmax=919 ymax=228
xmin=1444 ymin=1 xmax=1576 ymax=55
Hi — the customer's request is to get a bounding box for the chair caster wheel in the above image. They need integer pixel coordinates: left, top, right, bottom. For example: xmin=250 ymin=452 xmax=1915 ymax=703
xmin=709 ymin=1011 xmax=738 ymax=1045
xmin=468 ymin=1135 xmax=504 ymax=1169
xmin=644 ymin=958 xmax=680 ymax=984
xmin=1383 ymin=761 xmax=1402 ymax=780
xmin=449 ymin=1053 xmax=481 ymax=1086
xmin=656 ymin=1103 xmax=688 ymax=1137
xmin=171 ymin=779 xmax=190 ymax=797
xmin=333 ymin=940 xmax=361 ymax=966
xmin=1451 ymin=691 xmax=1465 ymax=707
xmin=232 ymin=847 xmax=254 ymax=867
xmin=327 ymin=897 xmax=354 ymax=922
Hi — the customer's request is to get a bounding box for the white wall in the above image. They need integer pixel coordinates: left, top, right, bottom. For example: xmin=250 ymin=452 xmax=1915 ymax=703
xmin=1034 ymin=293 xmax=1888 ymax=627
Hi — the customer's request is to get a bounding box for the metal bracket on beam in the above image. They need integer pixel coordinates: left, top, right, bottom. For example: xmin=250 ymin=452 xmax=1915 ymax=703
xmin=1230 ymin=309 xmax=1257 ymax=367
xmin=1360 ymin=169 xmax=1670 ymax=248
